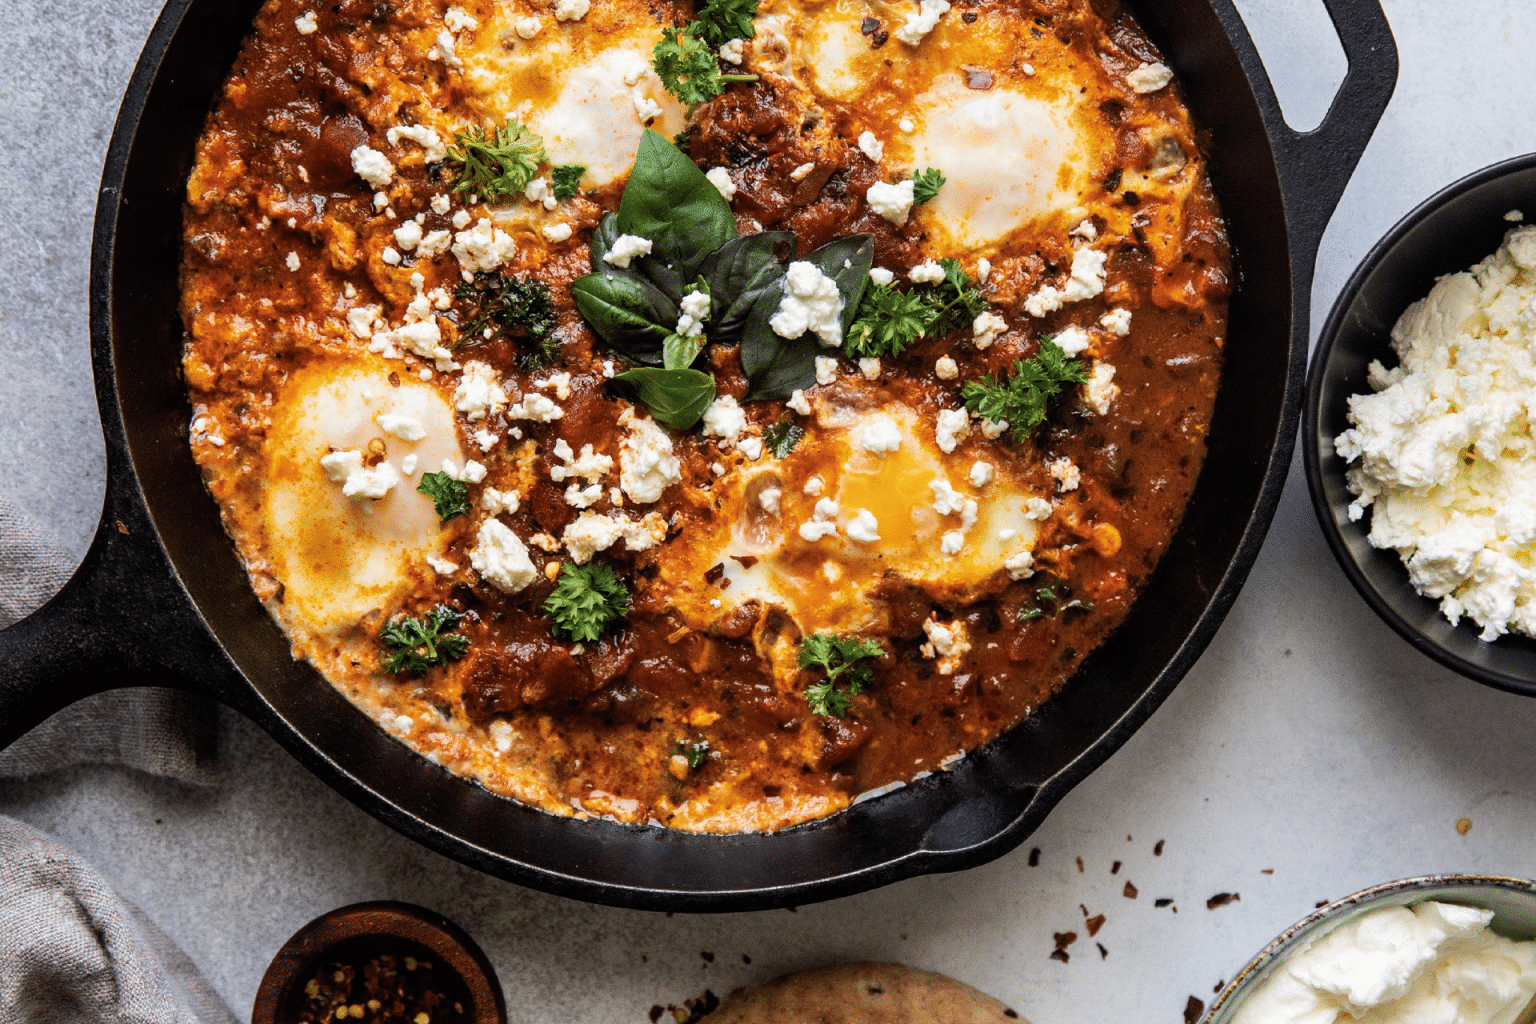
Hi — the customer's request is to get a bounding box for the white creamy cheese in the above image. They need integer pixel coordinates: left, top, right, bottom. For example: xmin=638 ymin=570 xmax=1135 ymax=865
xmin=507 ymin=392 xmax=563 ymax=422
xmin=1230 ymin=901 xmax=1536 ymax=1024
xmin=619 ymin=409 xmax=682 ymax=503
xmin=563 ymin=511 xmax=627 ymax=564
xmin=935 ymin=408 xmax=970 ymax=454
xmin=717 ymin=37 xmax=745 ymax=64
xmin=866 ymin=179 xmax=916 ymax=226
xmin=701 ymin=395 xmax=747 ymax=443
xmin=909 ymin=260 xmax=945 ymax=284
xmin=935 ymin=356 xmax=959 ymax=380
xmin=604 ymin=234 xmax=653 ymax=268
xmin=1054 ymin=325 xmax=1093 ymax=356
xmin=294 ymin=10 xmax=318 ymax=34
xmin=320 ymin=450 xmax=400 ymax=500
xmin=452 ymin=218 xmax=516 ymax=278
xmin=854 ymin=415 xmax=902 ymax=456
xmin=770 ymin=262 xmax=845 ymax=346
xmin=453 ymin=361 xmax=507 ymax=421
xmin=554 ymin=0 xmax=589 ymax=21
xmin=973 ymin=311 xmax=1007 ymax=349
xmin=1100 ymin=307 xmax=1133 ymax=336
xmin=542 ymin=222 xmax=573 ymax=243
xmin=376 ymin=413 xmax=427 ymax=441
xmin=385 ymin=124 xmax=447 ymax=163
xmin=868 ymin=267 xmax=895 ymax=286
xmin=815 ymin=356 xmax=839 ymax=385
xmin=350 ymin=145 xmax=394 ymax=189
xmin=846 ymin=509 xmax=881 ymax=544
xmin=1335 ymin=226 xmax=1536 ymax=640
xmin=705 ymin=167 xmax=737 ymax=201
xmin=1050 ymin=457 xmax=1080 ymax=492
xmin=1126 ymin=62 xmax=1174 ymax=94
xmin=895 ymin=0 xmax=950 ymax=45
xmin=857 ymin=131 xmax=885 ymax=162
xmin=1084 ymin=361 xmax=1119 ymax=415
xmin=470 ymin=520 xmax=537 ymax=593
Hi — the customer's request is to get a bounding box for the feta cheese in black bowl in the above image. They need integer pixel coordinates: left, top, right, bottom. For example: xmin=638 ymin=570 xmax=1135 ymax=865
xmin=1305 ymin=152 xmax=1536 ymax=695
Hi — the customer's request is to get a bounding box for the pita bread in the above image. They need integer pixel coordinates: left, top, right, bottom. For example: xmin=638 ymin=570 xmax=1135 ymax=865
xmin=707 ymin=961 xmax=1029 ymax=1024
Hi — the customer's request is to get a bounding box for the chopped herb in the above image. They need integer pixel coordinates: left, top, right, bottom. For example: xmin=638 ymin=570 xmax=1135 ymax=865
xmin=455 ymin=275 xmax=558 ymax=366
xmin=1018 ymin=576 xmax=1094 ymax=621
xmin=799 ymin=632 xmax=884 ymax=717
xmin=961 ymin=337 xmax=1089 ymax=441
xmin=652 ymin=25 xmax=757 ymax=107
xmin=691 ymin=0 xmax=759 ymax=46
xmin=544 ymin=562 xmax=631 ymax=643
xmin=446 ymin=121 xmax=545 ymax=202
xmin=673 ymin=129 xmax=693 ymax=154
xmin=845 ymin=282 xmax=936 ymax=359
xmin=912 ymin=167 xmax=946 ymax=204
xmin=550 ymin=163 xmax=586 ymax=200
xmin=685 ymin=736 xmax=711 ymax=769
xmin=763 ymin=419 xmax=805 ymax=458
xmin=417 ymin=471 xmax=471 ymax=526
xmin=926 ymin=257 xmax=988 ymax=336
xmin=380 ymin=606 xmax=470 ymax=675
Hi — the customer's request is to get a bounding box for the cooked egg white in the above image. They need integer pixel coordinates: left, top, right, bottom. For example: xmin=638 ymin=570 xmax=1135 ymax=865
xmin=457 ymin=2 xmax=687 ymax=187
xmin=261 ymin=358 xmax=465 ymax=635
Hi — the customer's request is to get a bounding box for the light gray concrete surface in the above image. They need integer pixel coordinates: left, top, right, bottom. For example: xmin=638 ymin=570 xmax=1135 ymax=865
xmin=3 ymin=2 xmax=1535 ymax=1023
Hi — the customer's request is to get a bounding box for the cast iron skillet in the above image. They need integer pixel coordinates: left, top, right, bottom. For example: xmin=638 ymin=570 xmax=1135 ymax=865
xmin=0 ymin=0 xmax=1396 ymax=911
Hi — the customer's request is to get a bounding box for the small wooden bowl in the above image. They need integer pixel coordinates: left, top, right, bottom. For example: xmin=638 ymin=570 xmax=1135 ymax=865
xmin=251 ymin=901 xmax=506 ymax=1024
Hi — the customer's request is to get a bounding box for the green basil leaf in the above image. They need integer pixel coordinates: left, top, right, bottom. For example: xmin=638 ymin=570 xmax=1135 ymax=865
xmin=612 ymin=367 xmax=717 ymax=431
xmin=663 ymin=332 xmax=706 ymax=370
xmin=740 ymin=283 xmax=821 ymax=401
xmin=617 ymin=129 xmax=738 ymax=284
xmin=570 ymin=272 xmax=675 ymax=365
xmin=699 ymin=231 xmax=795 ymax=343
xmin=590 ymin=212 xmax=622 ymax=267
xmin=800 ymin=234 xmax=875 ymax=338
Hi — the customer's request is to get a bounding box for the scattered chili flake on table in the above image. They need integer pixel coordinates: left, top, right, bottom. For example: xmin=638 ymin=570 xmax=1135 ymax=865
xmin=1154 ymin=839 xmax=1165 ymax=856
xmin=1206 ymin=892 xmax=1240 ymax=910
xmin=1050 ymin=931 xmax=1078 ymax=963
xmin=1183 ymin=995 xmax=1205 ymax=1024
xmin=1085 ymin=914 xmax=1106 ymax=937
xmin=1123 ymin=881 xmax=1139 ymax=899
xmin=290 ymin=950 xmax=468 ymax=1024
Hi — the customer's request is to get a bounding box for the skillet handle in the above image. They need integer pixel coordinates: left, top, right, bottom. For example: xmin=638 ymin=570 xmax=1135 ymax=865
xmin=1262 ymin=0 xmax=1399 ymax=255
xmin=0 ymin=485 xmax=223 ymax=749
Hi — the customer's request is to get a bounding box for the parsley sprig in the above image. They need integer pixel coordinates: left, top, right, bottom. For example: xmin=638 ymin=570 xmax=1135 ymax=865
xmin=653 ymin=25 xmax=758 ymax=107
xmin=380 ymin=606 xmax=470 ymax=675
xmin=912 ymin=167 xmax=946 ymax=204
xmin=799 ymin=633 xmax=885 ymax=717
xmin=447 ymin=121 xmax=545 ymax=202
xmin=551 ymin=164 xmax=586 ymax=200
xmin=692 ymin=0 xmax=758 ymax=45
xmin=455 ymin=275 xmax=558 ymax=367
xmin=844 ymin=258 xmax=986 ymax=359
xmin=545 ymin=562 xmax=631 ymax=643
xmin=417 ymin=471 xmax=471 ymax=526
xmin=960 ymin=337 xmax=1089 ymax=441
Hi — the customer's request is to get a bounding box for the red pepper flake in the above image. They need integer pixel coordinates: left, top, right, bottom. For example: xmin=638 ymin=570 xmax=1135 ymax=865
xmin=1028 ymin=848 xmax=1041 ymax=867
xmin=1049 ymin=931 xmax=1077 ymax=963
xmin=1213 ymin=980 xmax=1225 ymax=993
xmin=1206 ymin=892 xmax=1240 ymax=910
xmin=700 ymin=952 xmax=714 ymax=963
xmin=860 ymin=15 xmax=878 ymax=33
xmin=288 ymin=950 xmax=468 ymax=1024
xmin=741 ymin=955 xmax=751 ymax=965
xmin=649 ymin=1007 xmax=664 ymax=1024
xmin=1316 ymin=899 xmax=1330 ymax=908
xmin=1123 ymin=881 xmax=1139 ymax=899
xmin=1183 ymin=995 xmax=1205 ymax=1024
xmin=1154 ymin=839 xmax=1165 ymax=856
xmin=1262 ymin=868 xmax=1274 ymax=875
xmin=1111 ymin=860 xmax=1121 ymax=875
xmin=1155 ymin=898 xmax=1174 ymax=908
xmin=1096 ymin=942 xmax=1108 ymax=960
xmin=663 ymin=991 xmax=719 ymax=1024
xmin=1085 ymin=914 xmax=1106 ymax=937
xmin=1075 ymin=857 xmax=1085 ymax=873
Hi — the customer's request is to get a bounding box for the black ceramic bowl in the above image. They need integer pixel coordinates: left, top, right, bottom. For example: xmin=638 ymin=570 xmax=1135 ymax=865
xmin=1305 ymin=153 xmax=1536 ymax=696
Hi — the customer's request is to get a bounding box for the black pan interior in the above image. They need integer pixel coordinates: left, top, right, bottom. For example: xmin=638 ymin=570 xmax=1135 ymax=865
xmin=103 ymin=0 xmax=1302 ymax=908
xmin=1308 ymin=156 xmax=1536 ymax=695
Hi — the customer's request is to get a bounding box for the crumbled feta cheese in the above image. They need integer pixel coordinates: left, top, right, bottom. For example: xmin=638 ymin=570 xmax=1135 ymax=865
xmin=564 ymin=483 xmax=603 ymax=508
xmin=855 ymin=415 xmax=902 ymax=456
xmin=857 ymin=131 xmax=885 ymax=162
xmin=898 ymin=117 xmax=916 ymax=132
xmin=718 ymin=37 xmax=745 ymax=64
xmin=799 ymin=520 xmax=839 ymax=542
xmin=787 ymin=390 xmax=812 ymax=416
xmin=549 ymin=439 xmax=614 ymax=485
xmin=738 ymin=437 xmax=763 ymax=460
xmin=321 ymin=450 xmax=401 ymax=500
xmin=866 ymin=179 xmax=916 ymax=227
xmin=451 ymin=209 xmax=471 ymax=230
xmin=868 ymin=267 xmax=895 ymax=286
xmin=980 ymin=418 xmax=1008 ymax=440
xmin=604 ymin=234 xmax=653 ymax=268
xmin=676 ymin=289 xmax=712 ymax=338
xmin=1126 ymin=62 xmax=1173 ymax=94
xmin=385 ymin=124 xmax=447 ymax=164
xmin=619 ymin=408 xmax=682 ymax=503
xmin=935 ymin=408 xmax=970 ymax=453
xmin=1025 ymin=496 xmax=1053 ymax=520
xmin=1506 ymin=209 xmax=1525 ymax=223
xmin=803 ymin=476 xmax=825 ymax=496
xmin=377 ymin=413 xmax=427 ymax=440
xmin=1023 ymin=284 xmax=1062 ymax=318
xmin=508 ymin=392 xmax=563 ymax=422
xmin=370 ymin=320 xmax=442 ymax=360
xmin=1004 ymin=549 xmax=1034 ymax=580
xmin=400 ymin=454 xmax=417 ymax=477
xmin=705 ymin=167 xmax=737 ymax=201
xmin=417 ymin=230 xmax=451 ymax=258
xmin=431 ymin=194 xmax=451 ymax=215
xmin=470 ymin=520 xmax=537 ymax=593
xmin=895 ymin=0 xmax=950 ymax=46
xmin=380 ymin=247 xmax=401 ymax=267
xmin=1050 ymin=457 xmax=1080 ymax=492
xmin=969 ymin=461 xmax=994 ymax=487
xmin=633 ymin=91 xmax=663 ymax=122
xmin=1100 ymin=308 xmax=1133 ymax=336
xmin=393 ymin=220 xmax=423 ymax=251
xmin=347 ymin=305 xmax=381 ymax=338
xmin=622 ymin=511 xmax=667 ymax=551
xmin=351 ymin=145 xmax=394 ymax=189
xmin=284 ymin=251 xmax=300 ymax=272
xmin=859 ymin=357 xmax=881 ymax=380
xmin=443 ymin=5 xmax=478 ymax=31
xmin=972 ymin=310 xmax=1007 ymax=349
xmin=759 ymin=487 xmax=782 ymax=513
xmin=921 ymin=615 xmax=970 ymax=674
xmin=814 ymin=498 xmax=839 ymax=521
xmin=909 ymin=260 xmax=944 ymax=284
xmin=542 ymin=222 xmax=573 ymax=243
xmin=815 ymin=356 xmax=838 ymax=385
xmin=1063 ymin=247 xmax=1107 ymax=302
xmin=702 ymin=395 xmax=747 ymax=443
xmin=930 ymin=478 xmax=978 ymax=529
xmin=294 ymin=10 xmax=318 ymax=34
xmin=976 ymin=258 xmax=991 ymax=282
xmin=454 ymin=361 xmax=507 ymax=421
xmin=1045 ymin=328 xmax=1089 ymax=361
xmin=846 ymin=509 xmax=881 ymax=544
xmin=554 ymin=0 xmax=589 ymax=20
xmin=460 ymin=460 xmax=487 ymax=484
xmin=940 ymin=530 xmax=965 ymax=556
xmin=789 ymin=162 xmax=815 ymax=182
xmin=472 ymin=429 xmax=497 ymax=453
xmin=514 ymin=16 xmax=542 ymax=39
xmin=480 ymin=486 xmax=519 ymax=515
xmin=538 ymin=372 xmax=572 ymax=400
xmin=1084 ymin=361 xmax=1119 ymax=415
xmin=563 ymin=512 xmax=627 ymax=564
xmin=452 ymin=218 xmax=516 ymax=277
xmin=1070 ymin=218 xmax=1099 ymax=242
xmin=935 ymin=356 xmax=959 ymax=380
xmin=426 ymin=554 xmax=457 ymax=577
xmin=770 ymin=261 xmax=846 ymax=346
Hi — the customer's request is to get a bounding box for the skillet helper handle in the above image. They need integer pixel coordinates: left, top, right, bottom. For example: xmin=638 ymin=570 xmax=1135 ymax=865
xmin=1267 ymin=0 xmax=1398 ymax=255
xmin=0 ymin=495 xmax=216 ymax=748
